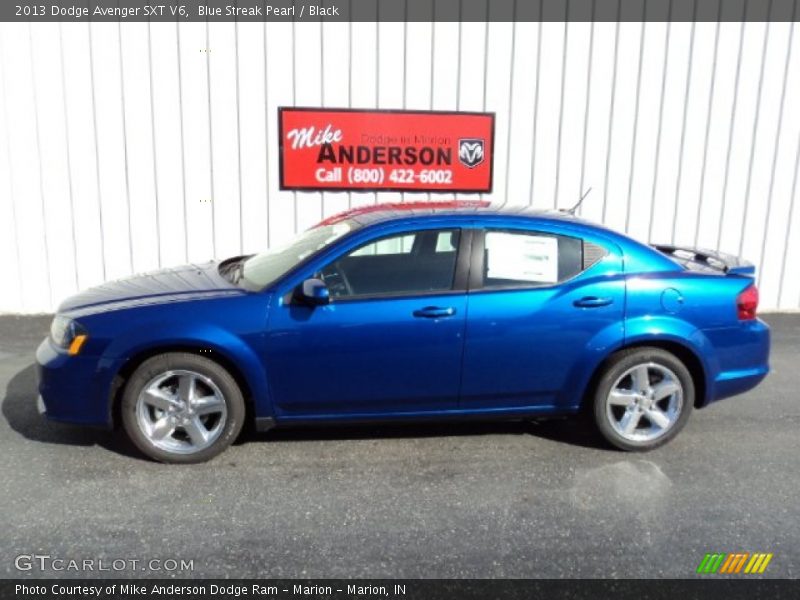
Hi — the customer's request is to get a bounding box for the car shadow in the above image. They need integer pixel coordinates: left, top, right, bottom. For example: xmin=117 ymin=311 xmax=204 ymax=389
xmin=3 ymin=362 xmax=609 ymax=458
xmin=1 ymin=363 xmax=143 ymax=460
xmin=239 ymin=413 xmax=609 ymax=451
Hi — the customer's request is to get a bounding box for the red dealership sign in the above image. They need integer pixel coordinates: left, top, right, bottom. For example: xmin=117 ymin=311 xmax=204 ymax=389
xmin=279 ymin=107 xmax=494 ymax=193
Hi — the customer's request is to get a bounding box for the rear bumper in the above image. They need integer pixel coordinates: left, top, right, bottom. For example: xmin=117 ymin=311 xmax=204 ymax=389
xmin=712 ymin=366 xmax=769 ymax=402
xmin=36 ymin=337 xmax=113 ymax=427
xmin=703 ymin=318 xmax=770 ymax=405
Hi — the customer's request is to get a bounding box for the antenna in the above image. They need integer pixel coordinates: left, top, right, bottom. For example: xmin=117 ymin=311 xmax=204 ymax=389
xmin=565 ymin=187 xmax=592 ymax=215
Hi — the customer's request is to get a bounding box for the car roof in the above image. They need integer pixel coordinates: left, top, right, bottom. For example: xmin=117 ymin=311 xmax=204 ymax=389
xmin=316 ymin=200 xmax=592 ymax=228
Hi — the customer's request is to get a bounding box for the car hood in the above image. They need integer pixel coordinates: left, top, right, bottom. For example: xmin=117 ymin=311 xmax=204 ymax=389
xmin=58 ymin=261 xmax=243 ymax=314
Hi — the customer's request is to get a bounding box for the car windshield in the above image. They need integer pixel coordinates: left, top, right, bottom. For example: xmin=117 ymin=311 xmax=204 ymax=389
xmin=238 ymin=220 xmax=358 ymax=289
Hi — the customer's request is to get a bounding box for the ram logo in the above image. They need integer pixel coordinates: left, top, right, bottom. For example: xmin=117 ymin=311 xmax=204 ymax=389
xmin=458 ymin=138 xmax=485 ymax=168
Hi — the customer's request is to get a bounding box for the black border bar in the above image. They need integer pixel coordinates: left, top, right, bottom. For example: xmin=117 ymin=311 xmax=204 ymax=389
xmin=4 ymin=0 xmax=799 ymax=23
xmin=3 ymin=579 xmax=800 ymax=600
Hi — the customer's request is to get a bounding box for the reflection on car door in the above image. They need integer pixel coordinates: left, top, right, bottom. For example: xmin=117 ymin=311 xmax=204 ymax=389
xmin=265 ymin=228 xmax=469 ymax=418
xmin=460 ymin=227 xmax=625 ymax=411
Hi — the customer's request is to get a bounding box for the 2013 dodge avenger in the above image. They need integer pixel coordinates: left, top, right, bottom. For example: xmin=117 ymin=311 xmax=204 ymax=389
xmin=36 ymin=201 xmax=769 ymax=463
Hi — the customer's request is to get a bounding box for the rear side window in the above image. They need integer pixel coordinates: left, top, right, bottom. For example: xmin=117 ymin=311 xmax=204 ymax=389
xmin=482 ymin=230 xmax=584 ymax=288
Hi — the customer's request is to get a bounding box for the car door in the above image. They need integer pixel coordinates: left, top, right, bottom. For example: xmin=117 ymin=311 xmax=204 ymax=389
xmin=460 ymin=225 xmax=625 ymax=411
xmin=264 ymin=226 xmax=469 ymax=418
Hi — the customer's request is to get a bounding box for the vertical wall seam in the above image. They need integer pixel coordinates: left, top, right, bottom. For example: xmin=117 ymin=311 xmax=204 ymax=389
xmin=87 ymin=19 xmax=107 ymax=280
xmin=670 ymin=1 xmax=698 ymax=244
xmin=58 ymin=23 xmax=81 ymax=288
xmin=758 ymin=13 xmax=796 ymax=286
xmin=524 ymin=5 xmax=543 ymax=207
xmin=320 ymin=9 xmax=326 ymax=106
xmin=647 ymin=0 xmax=673 ymax=243
xmin=738 ymin=1 xmax=773 ymax=257
xmin=205 ymin=21 xmax=217 ymax=257
xmin=624 ymin=15 xmax=647 ymax=233
xmin=146 ymin=19 xmax=162 ymax=268
xmin=454 ymin=0 xmax=463 ymax=203
xmin=292 ymin=8 xmax=298 ymax=223
xmin=456 ymin=0 xmax=462 ymax=121
xmin=116 ymin=20 xmax=135 ymax=273
xmin=716 ymin=2 xmax=748 ymax=250
xmin=776 ymin=131 xmax=800 ymax=307
xmin=577 ymin=0 xmax=596 ymax=217
xmin=402 ymin=0 xmax=408 ymax=202
xmin=27 ymin=23 xmax=54 ymax=307
xmin=429 ymin=1 xmax=436 ymax=201
xmin=175 ymin=17 xmax=189 ymax=262
xmin=429 ymin=4 xmax=435 ymax=109
xmin=263 ymin=6 xmax=271 ymax=246
xmin=478 ymin=1 xmax=489 ymax=202
xmin=553 ymin=3 xmax=570 ymax=208
xmin=346 ymin=0 xmax=352 ymax=209
xmin=694 ymin=7 xmax=723 ymax=247
xmin=318 ymin=4 xmax=325 ymax=218
xmin=601 ymin=0 xmax=622 ymax=224
xmin=503 ymin=1 xmax=517 ymax=207
xmin=374 ymin=6 xmax=379 ymax=204
xmin=481 ymin=2 xmax=489 ymax=111
xmin=234 ymin=18 xmax=244 ymax=252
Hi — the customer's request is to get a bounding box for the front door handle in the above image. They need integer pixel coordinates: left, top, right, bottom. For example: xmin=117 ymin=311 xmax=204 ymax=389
xmin=573 ymin=296 xmax=613 ymax=308
xmin=413 ymin=306 xmax=457 ymax=318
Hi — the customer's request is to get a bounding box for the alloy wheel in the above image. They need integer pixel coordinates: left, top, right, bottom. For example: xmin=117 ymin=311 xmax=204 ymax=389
xmin=135 ymin=369 xmax=227 ymax=455
xmin=605 ymin=362 xmax=683 ymax=443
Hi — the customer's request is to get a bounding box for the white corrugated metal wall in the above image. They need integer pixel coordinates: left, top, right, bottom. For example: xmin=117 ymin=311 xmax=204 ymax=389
xmin=0 ymin=19 xmax=799 ymax=313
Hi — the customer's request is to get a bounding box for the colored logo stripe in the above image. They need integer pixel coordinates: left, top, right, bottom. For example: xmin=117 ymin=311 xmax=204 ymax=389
xmin=745 ymin=553 xmax=773 ymax=574
xmin=697 ymin=554 xmax=725 ymax=574
xmin=720 ymin=553 xmax=749 ymax=573
xmin=697 ymin=553 xmax=773 ymax=574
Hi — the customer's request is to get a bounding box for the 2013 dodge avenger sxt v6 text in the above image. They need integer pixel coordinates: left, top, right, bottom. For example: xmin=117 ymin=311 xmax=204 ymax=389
xmin=36 ymin=201 xmax=770 ymax=463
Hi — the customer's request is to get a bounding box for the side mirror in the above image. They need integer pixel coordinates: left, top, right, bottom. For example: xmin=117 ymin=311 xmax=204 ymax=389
xmin=296 ymin=278 xmax=330 ymax=306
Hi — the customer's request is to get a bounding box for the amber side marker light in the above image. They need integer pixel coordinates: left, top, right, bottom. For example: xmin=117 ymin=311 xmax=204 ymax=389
xmin=68 ymin=334 xmax=88 ymax=356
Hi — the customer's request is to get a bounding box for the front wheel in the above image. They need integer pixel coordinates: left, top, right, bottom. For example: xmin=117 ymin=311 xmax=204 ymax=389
xmin=592 ymin=347 xmax=694 ymax=451
xmin=121 ymin=353 xmax=246 ymax=463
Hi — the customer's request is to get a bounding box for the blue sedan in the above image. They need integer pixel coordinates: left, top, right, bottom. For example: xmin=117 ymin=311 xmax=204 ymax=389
xmin=36 ymin=201 xmax=770 ymax=462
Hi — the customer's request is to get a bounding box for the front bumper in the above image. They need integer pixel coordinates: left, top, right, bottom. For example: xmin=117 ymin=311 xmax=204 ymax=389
xmin=36 ymin=337 xmax=114 ymax=427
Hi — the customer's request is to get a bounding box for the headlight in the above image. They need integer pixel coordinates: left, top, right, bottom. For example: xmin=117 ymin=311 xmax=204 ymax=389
xmin=50 ymin=316 xmax=88 ymax=355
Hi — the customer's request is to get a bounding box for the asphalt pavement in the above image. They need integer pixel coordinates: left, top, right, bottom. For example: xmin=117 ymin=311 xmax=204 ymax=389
xmin=1 ymin=314 xmax=798 ymax=579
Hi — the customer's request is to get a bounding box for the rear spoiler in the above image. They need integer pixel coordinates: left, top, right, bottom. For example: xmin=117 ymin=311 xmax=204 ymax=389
xmin=653 ymin=244 xmax=755 ymax=276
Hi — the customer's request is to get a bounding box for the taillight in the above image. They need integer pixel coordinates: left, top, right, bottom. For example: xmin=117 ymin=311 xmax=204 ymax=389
xmin=737 ymin=285 xmax=759 ymax=320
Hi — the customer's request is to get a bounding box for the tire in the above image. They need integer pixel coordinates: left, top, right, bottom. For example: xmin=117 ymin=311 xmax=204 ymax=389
xmin=592 ymin=347 xmax=694 ymax=451
xmin=121 ymin=352 xmax=246 ymax=463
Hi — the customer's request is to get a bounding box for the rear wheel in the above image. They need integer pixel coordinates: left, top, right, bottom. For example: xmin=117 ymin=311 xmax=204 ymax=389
xmin=121 ymin=353 xmax=245 ymax=463
xmin=592 ymin=347 xmax=694 ymax=451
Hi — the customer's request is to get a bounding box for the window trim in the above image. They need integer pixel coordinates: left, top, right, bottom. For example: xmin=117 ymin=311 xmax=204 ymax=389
xmin=295 ymin=227 xmax=472 ymax=304
xmin=469 ymin=228 xmax=587 ymax=293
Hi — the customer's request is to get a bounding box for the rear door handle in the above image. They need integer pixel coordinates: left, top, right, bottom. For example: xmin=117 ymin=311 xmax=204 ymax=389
xmin=573 ymin=296 xmax=613 ymax=308
xmin=413 ymin=306 xmax=457 ymax=318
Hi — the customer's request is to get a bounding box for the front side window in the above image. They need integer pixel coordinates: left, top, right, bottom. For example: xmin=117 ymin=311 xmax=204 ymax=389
xmin=319 ymin=229 xmax=461 ymax=299
xmin=482 ymin=230 xmax=583 ymax=288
